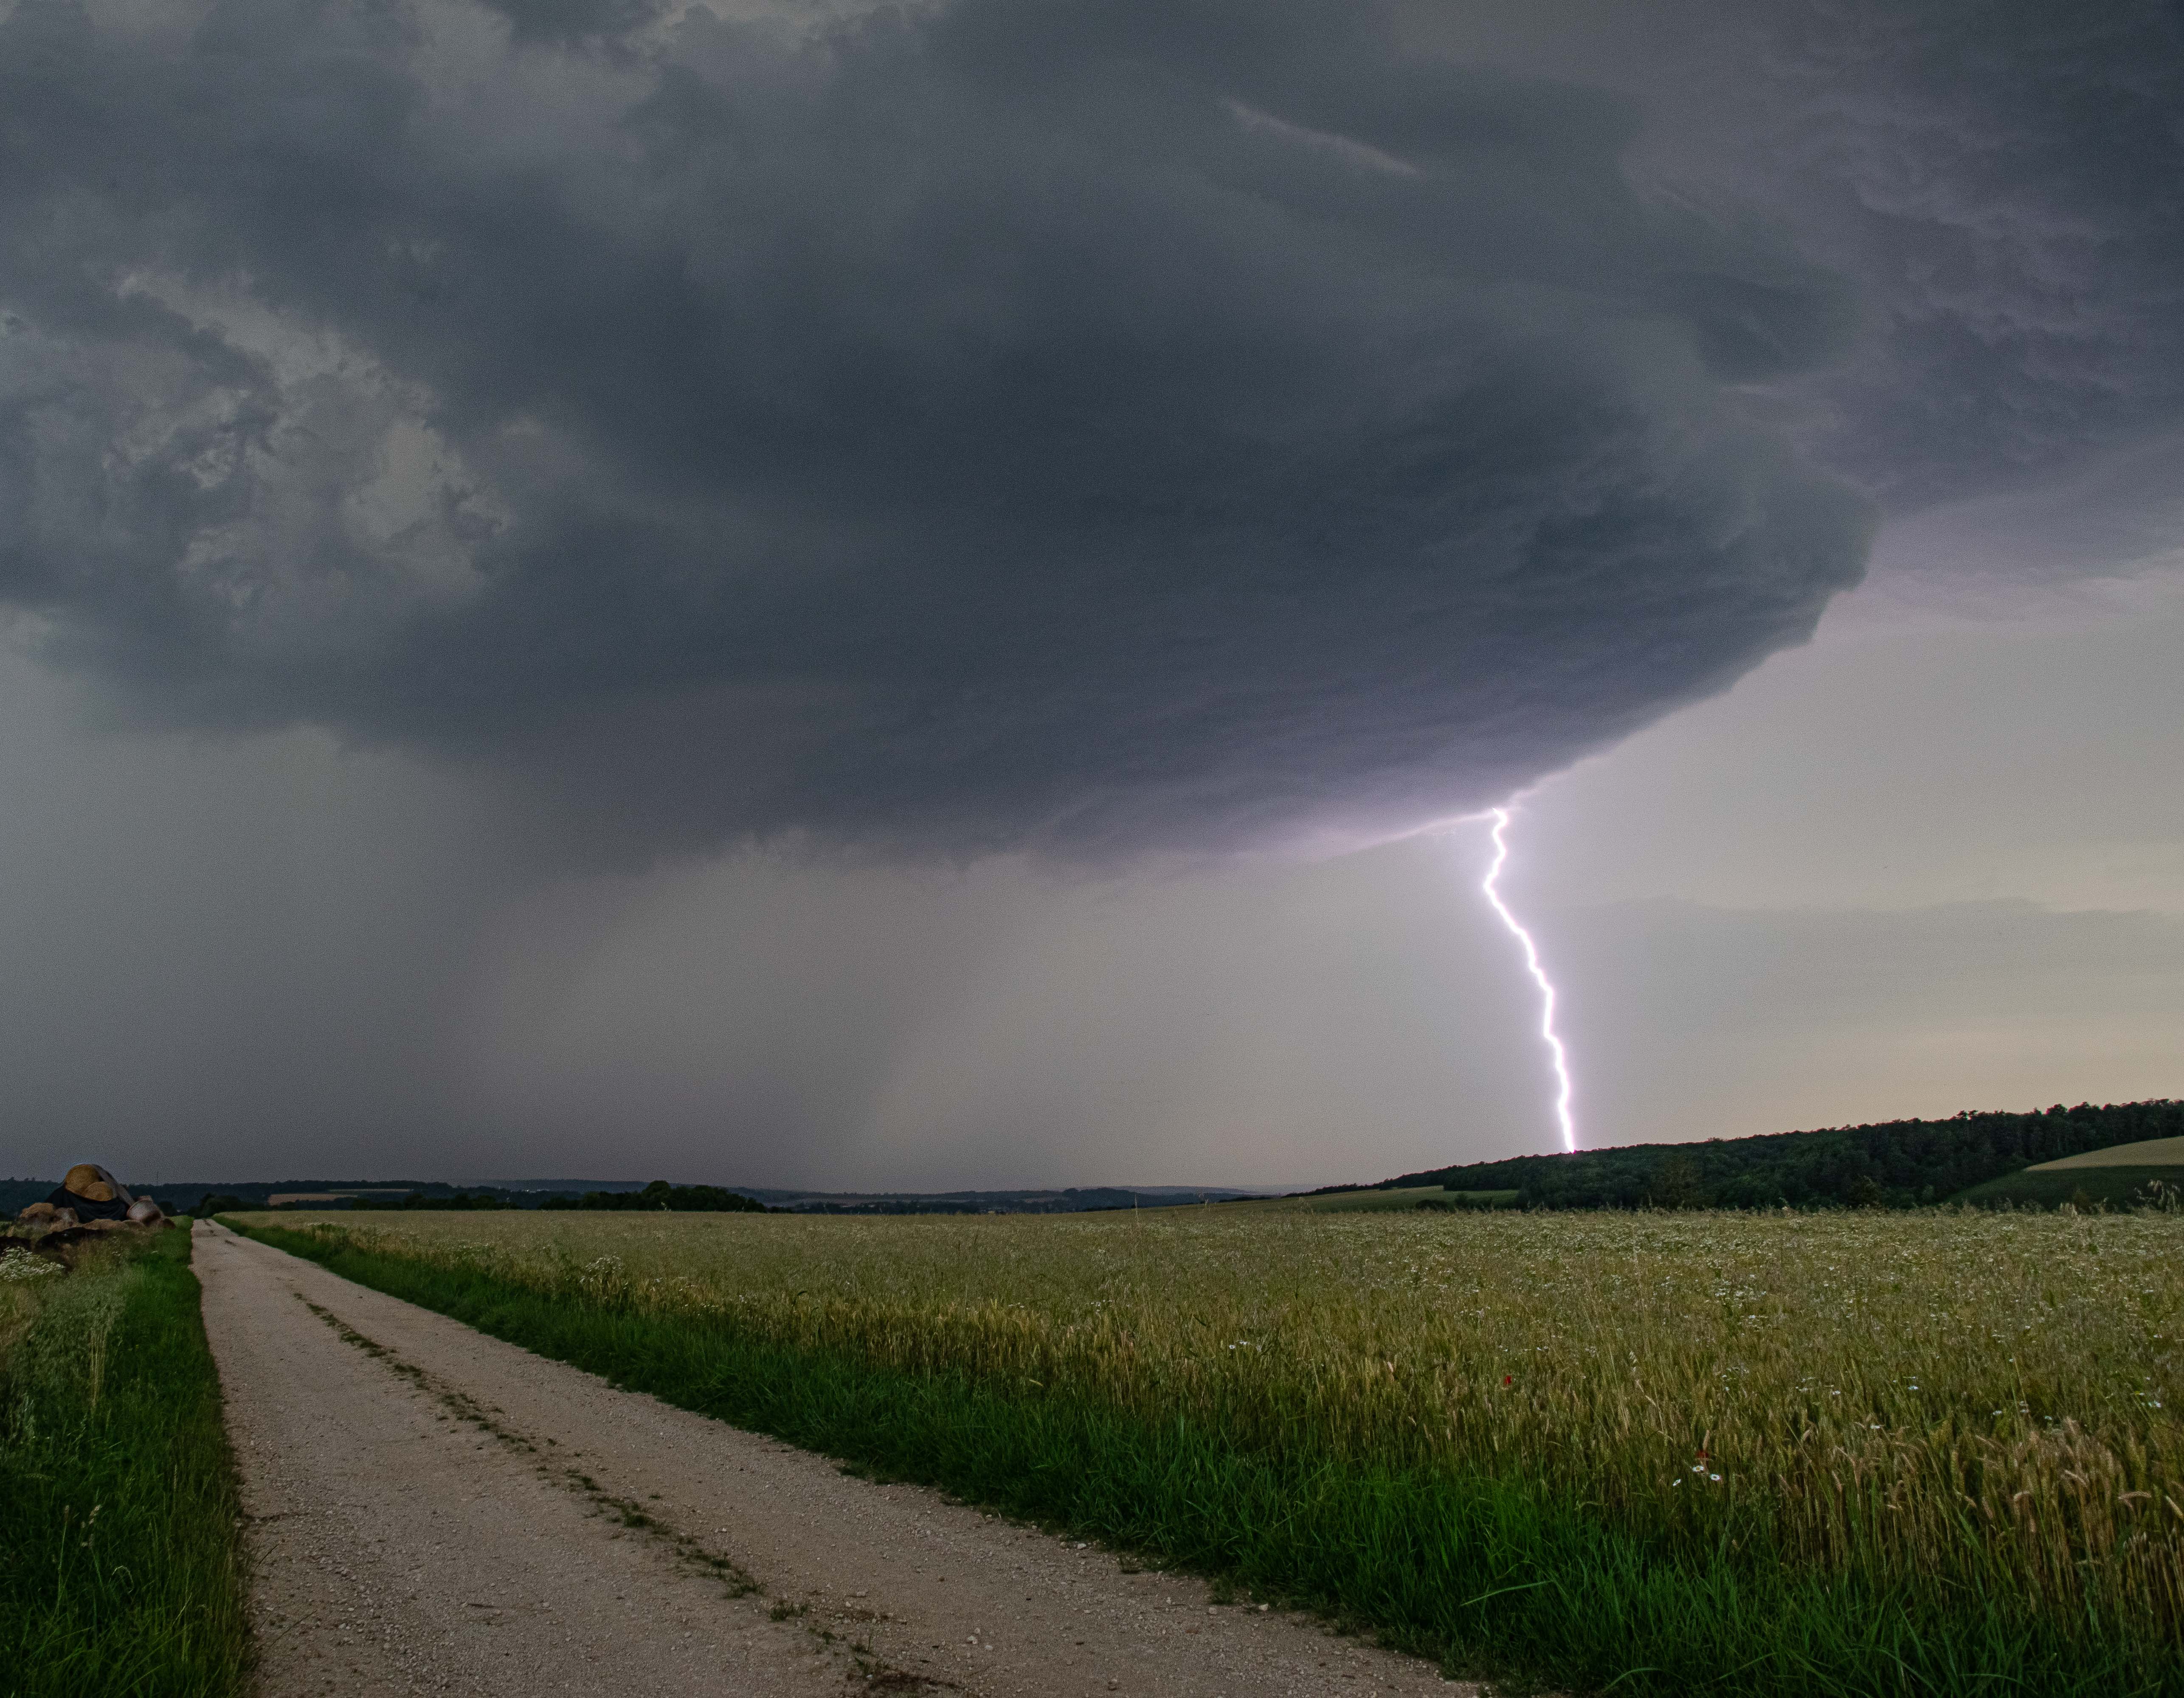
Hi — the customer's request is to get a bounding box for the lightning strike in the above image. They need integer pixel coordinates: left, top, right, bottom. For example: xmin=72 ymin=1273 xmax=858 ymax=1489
xmin=1480 ymin=807 xmax=1579 ymax=1153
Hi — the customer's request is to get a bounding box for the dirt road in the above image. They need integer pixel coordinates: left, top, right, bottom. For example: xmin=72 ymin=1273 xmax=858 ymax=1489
xmin=194 ymin=1220 xmax=1465 ymax=1697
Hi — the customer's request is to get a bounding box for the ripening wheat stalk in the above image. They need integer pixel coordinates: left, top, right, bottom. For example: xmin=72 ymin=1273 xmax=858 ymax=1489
xmin=287 ymin=1206 xmax=2184 ymax=1637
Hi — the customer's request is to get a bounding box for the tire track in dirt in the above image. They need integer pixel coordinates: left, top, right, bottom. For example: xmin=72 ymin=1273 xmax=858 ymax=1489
xmin=196 ymin=1221 xmax=1466 ymax=1697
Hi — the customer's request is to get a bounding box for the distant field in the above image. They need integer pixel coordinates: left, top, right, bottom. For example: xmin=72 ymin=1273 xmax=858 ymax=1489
xmin=1959 ymin=1169 xmax=2184 ymax=1209
xmin=1226 ymin=1185 xmax=1521 ymax=1212
xmin=1954 ymin=1137 xmax=2184 ymax=1209
xmin=236 ymin=1205 xmax=2183 ymax=1697
xmin=2033 ymin=1135 xmax=2184 ymax=1170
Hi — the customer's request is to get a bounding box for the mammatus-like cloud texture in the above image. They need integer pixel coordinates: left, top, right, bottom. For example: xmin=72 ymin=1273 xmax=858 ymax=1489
xmin=1 ymin=0 xmax=2168 ymax=860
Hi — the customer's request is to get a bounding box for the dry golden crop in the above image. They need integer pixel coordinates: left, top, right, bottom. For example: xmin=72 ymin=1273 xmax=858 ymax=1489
xmin=275 ymin=1205 xmax=2184 ymax=1633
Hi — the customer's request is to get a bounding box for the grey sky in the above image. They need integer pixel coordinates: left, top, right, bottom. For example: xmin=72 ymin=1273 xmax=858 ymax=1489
xmin=0 ymin=0 xmax=2178 ymax=1186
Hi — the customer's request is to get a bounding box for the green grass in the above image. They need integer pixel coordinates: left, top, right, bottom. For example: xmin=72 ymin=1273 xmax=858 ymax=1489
xmin=1953 ymin=1166 xmax=2184 ymax=1209
xmin=1948 ymin=1133 xmax=2184 ymax=1208
xmin=0 ymin=1230 xmax=249 ymax=1698
xmin=235 ymin=1215 xmax=2182 ymax=1698
xmin=2034 ymin=1136 xmax=2184 ymax=1170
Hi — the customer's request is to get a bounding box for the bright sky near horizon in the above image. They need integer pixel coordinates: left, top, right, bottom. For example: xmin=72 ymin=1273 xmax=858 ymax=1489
xmin=1 ymin=0 xmax=2178 ymax=1187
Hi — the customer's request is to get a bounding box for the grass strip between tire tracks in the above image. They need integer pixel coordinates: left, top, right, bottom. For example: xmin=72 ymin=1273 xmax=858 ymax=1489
xmin=1 ymin=1229 xmax=249 ymax=1698
xmin=236 ymin=1220 xmax=2178 ymax=1698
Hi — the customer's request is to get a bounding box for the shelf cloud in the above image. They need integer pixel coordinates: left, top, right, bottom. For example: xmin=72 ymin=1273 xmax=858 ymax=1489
xmin=0 ymin=0 xmax=2175 ymax=862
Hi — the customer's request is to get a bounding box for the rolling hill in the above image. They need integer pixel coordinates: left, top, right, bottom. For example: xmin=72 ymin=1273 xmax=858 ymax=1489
xmin=1354 ymin=1099 xmax=2184 ymax=1211
xmin=1950 ymin=1133 xmax=2184 ymax=1209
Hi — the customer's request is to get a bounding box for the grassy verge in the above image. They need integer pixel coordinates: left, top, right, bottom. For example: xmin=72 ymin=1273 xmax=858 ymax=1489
xmin=236 ymin=1219 xmax=2178 ymax=1698
xmin=0 ymin=1230 xmax=249 ymax=1698
xmin=1954 ymin=1166 xmax=2184 ymax=1208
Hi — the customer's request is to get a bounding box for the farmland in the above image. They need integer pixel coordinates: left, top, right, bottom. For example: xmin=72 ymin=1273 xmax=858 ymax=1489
xmin=239 ymin=1204 xmax=2184 ymax=1697
xmin=1956 ymin=1133 xmax=2184 ymax=1210
xmin=1236 ymin=1185 xmax=1522 ymax=1211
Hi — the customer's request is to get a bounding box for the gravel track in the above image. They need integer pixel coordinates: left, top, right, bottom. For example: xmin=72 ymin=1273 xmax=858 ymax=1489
xmin=195 ymin=1220 xmax=1466 ymax=1698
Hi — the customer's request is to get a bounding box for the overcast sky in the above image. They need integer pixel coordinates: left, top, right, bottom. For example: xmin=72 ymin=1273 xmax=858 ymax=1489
xmin=1 ymin=0 xmax=2178 ymax=1187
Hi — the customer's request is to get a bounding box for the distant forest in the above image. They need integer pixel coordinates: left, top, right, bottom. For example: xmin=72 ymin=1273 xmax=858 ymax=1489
xmin=1365 ymin=1100 xmax=2184 ymax=1211
xmin=8 ymin=1102 xmax=2180 ymax=1223
xmin=357 ymin=1181 xmax=771 ymax=1212
xmin=538 ymin=1181 xmax=766 ymax=1213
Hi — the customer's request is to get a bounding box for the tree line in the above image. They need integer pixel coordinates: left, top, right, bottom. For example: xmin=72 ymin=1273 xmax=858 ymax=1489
xmin=1365 ymin=1100 xmax=2184 ymax=1211
xmin=538 ymin=1180 xmax=768 ymax=1212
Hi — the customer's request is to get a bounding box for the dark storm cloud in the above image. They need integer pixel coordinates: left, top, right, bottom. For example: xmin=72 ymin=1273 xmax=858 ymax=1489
xmin=1628 ymin=0 xmax=2184 ymax=517
xmin=3 ymin=0 xmax=2159 ymax=860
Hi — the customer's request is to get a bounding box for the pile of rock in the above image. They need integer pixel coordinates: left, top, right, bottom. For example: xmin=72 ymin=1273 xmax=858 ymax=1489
xmin=5 ymin=1166 xmax=172 ymax=1270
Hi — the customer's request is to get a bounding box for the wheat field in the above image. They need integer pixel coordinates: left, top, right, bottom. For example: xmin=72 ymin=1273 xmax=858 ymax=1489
xmin=265 ymin=1203 xmax=2183 ymax=1645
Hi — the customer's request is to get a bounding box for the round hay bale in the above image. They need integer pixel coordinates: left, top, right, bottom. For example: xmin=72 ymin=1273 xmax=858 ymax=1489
xmin=55 ymin=1165 xmax=132 ymax=1215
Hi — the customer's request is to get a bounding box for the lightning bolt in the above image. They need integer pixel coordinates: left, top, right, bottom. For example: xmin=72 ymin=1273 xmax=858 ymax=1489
xmin=1479 ymin=807 xmax=1578 ymax=1153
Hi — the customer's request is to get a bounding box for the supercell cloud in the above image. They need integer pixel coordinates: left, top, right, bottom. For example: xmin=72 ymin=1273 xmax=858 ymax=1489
xmin=0 ymin=0 xmax=2175 ymax=860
